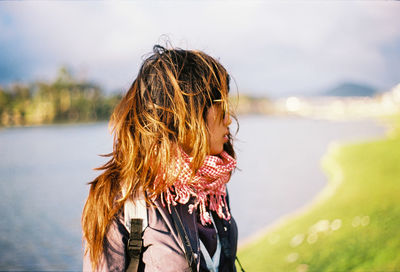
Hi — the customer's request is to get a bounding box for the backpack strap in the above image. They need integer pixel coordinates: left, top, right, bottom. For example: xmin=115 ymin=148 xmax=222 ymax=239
xmin=171 ymin=205 xmax=198 ymax=272
xmin=126 ymin=218 xmax=143 ymax=272
xmin=123 ymin=191 xmax=147 ymax=272
xmin=123 ymin=192 xmax=148 ymax=232
xmin=123 ymin=192 xmax=198 ymax=272
xmin=236 ymin=256 xmax=246 ymax=272
xmin=211 ymin=190 xmax=246 ymax=272
xmin=211 ymin=211 xmax=232 ymax=259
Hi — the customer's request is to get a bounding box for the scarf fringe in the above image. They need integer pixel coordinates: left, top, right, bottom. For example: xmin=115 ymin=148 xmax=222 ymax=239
xmin=154 ymin=151 xmax=236 ymax=225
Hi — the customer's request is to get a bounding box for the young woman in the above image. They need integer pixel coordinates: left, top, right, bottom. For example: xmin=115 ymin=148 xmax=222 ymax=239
xmin=82 ymin=45 xmax=239 ymax=272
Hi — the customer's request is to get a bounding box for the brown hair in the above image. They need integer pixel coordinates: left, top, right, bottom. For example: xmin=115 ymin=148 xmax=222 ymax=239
xmin=81 ymin=45 xmax=236 ymax=269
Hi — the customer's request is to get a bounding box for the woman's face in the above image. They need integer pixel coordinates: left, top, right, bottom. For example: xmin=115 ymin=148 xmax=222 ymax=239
xmin=206 ymin=104 xmax=232 ymax=155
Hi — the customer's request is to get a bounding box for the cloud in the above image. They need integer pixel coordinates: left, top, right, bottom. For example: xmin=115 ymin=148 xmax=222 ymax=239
xmin=0 ymin=1 xmax=399 ymax=96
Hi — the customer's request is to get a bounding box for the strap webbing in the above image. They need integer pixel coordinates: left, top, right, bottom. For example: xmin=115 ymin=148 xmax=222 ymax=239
xmin=126 ymin=218 xmax=143 ymax=272
xmin=171 ymin=205 xmax=198 ymax=272
xmin=211 ymin=211 xmax=232 ymax=259
xmin=235 ymin=256 xmax=246 ymax=272
xmin=212 ymin=211 xmax=246 ymax=272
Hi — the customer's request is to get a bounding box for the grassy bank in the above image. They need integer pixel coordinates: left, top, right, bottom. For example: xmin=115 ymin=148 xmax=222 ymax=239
xmin=238 ymin=117 xmax=400 ymax=271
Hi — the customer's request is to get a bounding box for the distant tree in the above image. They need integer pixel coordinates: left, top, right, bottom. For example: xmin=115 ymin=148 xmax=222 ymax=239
xmin=0 ymin=66 xmax=122 ymax=127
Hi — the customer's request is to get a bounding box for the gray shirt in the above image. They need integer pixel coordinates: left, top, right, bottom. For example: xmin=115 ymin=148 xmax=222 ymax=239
xmin=83 ymin=197 xmax=238 ymax=272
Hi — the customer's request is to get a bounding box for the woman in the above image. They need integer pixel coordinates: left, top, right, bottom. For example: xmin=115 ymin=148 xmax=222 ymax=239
xmin=82 ymin=45 xmax=239 ymax=272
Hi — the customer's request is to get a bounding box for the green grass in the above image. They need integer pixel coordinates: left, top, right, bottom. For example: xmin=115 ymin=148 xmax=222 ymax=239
xmin=238 ymin=117 xmax=400 ymax=272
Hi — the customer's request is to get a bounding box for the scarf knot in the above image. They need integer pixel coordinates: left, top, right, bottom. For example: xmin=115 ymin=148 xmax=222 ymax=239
xmin=153 ymin=150 xmax=237 ymax=225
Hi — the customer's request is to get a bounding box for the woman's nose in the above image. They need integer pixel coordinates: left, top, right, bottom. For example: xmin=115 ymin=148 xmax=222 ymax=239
xmin=224 ymin=113 xmax=232 ymax=126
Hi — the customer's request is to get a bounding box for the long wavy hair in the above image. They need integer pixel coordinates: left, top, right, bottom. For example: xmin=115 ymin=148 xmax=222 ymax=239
xmin=81 ymin=45 xmax=236 ymax=269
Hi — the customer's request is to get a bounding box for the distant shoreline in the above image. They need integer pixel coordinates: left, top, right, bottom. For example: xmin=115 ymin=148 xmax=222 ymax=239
xmin=237 ymin=116 xmax=388 ymax=250
xmin=0 ymin=119 xmax=109 ymax=130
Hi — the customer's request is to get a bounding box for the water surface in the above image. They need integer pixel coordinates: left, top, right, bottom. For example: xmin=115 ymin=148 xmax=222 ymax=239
xmin=0 ymin=117 xmax=385 ymax=270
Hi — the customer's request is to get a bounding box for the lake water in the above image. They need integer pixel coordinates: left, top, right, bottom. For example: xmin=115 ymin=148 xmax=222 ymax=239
xmin=0 ymin=116 xmax=385 ymax=271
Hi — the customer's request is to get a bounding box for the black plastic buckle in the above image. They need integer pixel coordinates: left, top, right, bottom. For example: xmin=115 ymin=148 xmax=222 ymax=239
xmin=127 ymin=238 xmax=143 ymax=258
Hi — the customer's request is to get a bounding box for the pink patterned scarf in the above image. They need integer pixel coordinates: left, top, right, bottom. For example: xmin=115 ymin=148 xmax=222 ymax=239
xmin=153 ymin=150 xmax=237 ymax=225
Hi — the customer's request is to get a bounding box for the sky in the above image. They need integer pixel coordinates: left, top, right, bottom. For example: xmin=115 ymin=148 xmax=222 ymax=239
xmin=0 ymin=1 xmax=400 ymax=98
